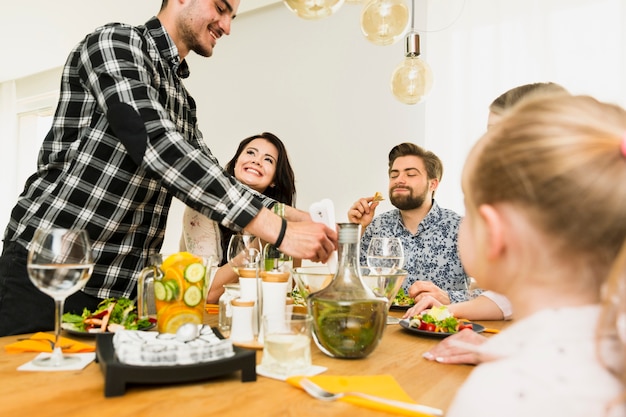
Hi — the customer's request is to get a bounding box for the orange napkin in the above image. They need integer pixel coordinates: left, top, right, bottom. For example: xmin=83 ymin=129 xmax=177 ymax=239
xmin=287 ymin=375 xmax=434 ymax=417
xmin=205 ymin=303 xmax=219 ymax=315
xmin=5 ymin=332 xmax=95 ymax=353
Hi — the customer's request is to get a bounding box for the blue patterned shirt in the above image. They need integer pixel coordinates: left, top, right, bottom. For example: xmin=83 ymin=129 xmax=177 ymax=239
xmin=359 ymin=200 xmax=473 ymax=303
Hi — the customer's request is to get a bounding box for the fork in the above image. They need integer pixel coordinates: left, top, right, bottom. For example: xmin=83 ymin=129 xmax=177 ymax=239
xmin=299 ymin=378 xmax=443 ymax=416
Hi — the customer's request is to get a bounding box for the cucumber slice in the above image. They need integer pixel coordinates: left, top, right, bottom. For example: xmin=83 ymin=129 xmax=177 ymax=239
xmin=163 ymin=279 xmax=180 ymax=300
xmin=184 ymin=262 xmax=205 ymax=283
xmin=164 ymin=284 xmax=174 ymax=301
xmin=154 ymin=281 xmax=167 ymax=301
xmin=183 ymin=286 xmax=203 ymax=307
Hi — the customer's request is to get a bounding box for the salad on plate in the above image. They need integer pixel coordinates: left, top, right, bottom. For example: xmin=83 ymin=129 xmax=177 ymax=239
xmin=392 ymin=288 xmax=415 ymax=308
xmin=62 ymin=297 xmax=154 ymax=334
xmin=408 ymin=305 xmax=474 ymax=334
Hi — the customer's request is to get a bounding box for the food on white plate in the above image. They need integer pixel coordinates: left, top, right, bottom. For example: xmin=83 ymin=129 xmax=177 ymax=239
xmin=62 ymin=297 xmax=153 ymax=333
xmin=408 ymin=305 xmax=474 ymax=334
xmin=372 ymin=191 xmax=385 ymax=202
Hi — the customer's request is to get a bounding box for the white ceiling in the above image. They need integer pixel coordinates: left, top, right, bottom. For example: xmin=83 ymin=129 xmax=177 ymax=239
xmin=0 ymin=0 xmax=279 ymax=83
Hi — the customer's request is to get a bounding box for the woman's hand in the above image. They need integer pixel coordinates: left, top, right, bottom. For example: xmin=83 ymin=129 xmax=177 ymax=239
xmin=402 ymin=294 xmax=442 ymax=319
xmin=421 ymin=329 xmax=490 ymax=365
xmin=408 ymin=281 xmax=450 ymax=305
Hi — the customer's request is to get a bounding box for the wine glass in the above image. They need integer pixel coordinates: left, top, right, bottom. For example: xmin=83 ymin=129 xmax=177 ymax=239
xmin=360 ymin=266 xmax=408 ymax=325
xmin=27 ymin=228 xmax=94 ymax=367
xmin=366 ymin=237 xmax=405 ymax=271
xmin=226 ymin=233 xmax=261 ymax=276
xmin=227 ymin=233 xmax=262 ymax=340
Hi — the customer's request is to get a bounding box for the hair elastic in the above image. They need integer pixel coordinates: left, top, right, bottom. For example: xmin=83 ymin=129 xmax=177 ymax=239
xmin=621 ymin=132 xmax=626 ymax=157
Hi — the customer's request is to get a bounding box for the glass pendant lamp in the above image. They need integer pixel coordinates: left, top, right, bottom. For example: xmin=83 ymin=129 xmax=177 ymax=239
xmin=390 ymin=0 xmax=433 ymax=104
xmin=283 ymin=0 xmax=346 ymax=20
xmin=390 ymin=32 xmax=433 ymax=104
xmin=360 ymin=0 xmax=409 ymax=46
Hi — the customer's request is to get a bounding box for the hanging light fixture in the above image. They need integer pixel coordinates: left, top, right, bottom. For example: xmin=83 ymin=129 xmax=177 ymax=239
xmin=283 ymin=0 xmax=346 ymax=20
xmin=360 ymin=0 xmax=409 ymax=46
xmin=390 ymin=0 xmax=433 ymax=104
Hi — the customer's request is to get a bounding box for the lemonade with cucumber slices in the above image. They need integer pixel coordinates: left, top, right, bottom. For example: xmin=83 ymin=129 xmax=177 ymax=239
xmin=153 ymin=252 xmax=209 ymax=334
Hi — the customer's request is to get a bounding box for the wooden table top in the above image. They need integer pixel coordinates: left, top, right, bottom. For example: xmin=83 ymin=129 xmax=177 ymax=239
xmin=0 ymin=312 xmax=509 ymax=417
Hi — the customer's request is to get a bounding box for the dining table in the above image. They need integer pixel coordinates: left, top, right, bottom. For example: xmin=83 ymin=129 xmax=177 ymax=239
xmin=0 ymin=310 xmax=510 ymax=417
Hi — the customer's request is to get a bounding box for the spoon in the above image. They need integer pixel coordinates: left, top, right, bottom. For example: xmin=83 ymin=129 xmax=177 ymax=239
xmin=299 ymin=378 xmax=443 ymax=416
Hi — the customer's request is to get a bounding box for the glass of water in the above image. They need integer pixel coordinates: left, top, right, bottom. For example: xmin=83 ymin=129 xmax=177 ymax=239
xmin=27 ymin=228 xmax=93 ymax=367
xmin=260 ymin=313 xmax=313 ymax=377
xmin=366 ymin=237 xmax=405 ymax=271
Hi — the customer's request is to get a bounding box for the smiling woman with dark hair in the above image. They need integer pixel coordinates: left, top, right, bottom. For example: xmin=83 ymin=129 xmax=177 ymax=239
xmin=180 ymin=132 xmax=298 ymax=302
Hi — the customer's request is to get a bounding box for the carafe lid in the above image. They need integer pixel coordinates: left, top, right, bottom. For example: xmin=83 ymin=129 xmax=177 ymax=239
xmin=260 ymin=270 xmax=290 ymax=283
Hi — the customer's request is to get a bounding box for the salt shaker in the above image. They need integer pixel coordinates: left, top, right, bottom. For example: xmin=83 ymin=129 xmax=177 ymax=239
xmin=229 ymin=298 xmax=255 ymax=344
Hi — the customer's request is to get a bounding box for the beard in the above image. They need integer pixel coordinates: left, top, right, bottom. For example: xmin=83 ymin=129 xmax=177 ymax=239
xmin=177 ymin=5 xmax=214 ymax=58
xmin=389 ymin=186 xmax=429 ymax=210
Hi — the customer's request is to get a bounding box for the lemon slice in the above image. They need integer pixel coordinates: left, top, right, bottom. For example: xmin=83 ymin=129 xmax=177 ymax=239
xmin=161 ymin=252 xmax=202 ymax=271
xmin=160 ymin=310 xmax=202 ymax=334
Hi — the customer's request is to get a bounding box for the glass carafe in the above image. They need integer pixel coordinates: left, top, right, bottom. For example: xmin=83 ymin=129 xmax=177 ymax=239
xmin=218 ymin=283 xmax=240 ymax=337
xmin=308 ymin=223 xmax=388 ymax=358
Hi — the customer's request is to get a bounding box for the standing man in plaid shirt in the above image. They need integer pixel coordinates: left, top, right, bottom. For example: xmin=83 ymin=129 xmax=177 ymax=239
xmin=0 ymin=0 xmax=337 ymax=336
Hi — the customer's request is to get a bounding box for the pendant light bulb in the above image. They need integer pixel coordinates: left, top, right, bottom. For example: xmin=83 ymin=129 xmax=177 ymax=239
xmin=283 ymin=0 xmax=345 ymax=20
xmin=360 ymin=0 xmax=410 ymax=46
xmin=390 ymin=33 xmax=433 ymax=104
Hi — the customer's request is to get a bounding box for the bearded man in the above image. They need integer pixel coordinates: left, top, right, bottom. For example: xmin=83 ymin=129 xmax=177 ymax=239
xmin=348 ymin=142 xmax=476 ymax=304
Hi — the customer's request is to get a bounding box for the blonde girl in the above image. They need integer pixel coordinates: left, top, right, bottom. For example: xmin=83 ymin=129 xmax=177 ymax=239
xmin=446 ymin=94 xmax=626 ymax=417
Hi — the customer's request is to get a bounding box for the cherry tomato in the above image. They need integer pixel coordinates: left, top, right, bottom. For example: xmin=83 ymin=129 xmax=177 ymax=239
xmin=419 ymin=322 xmax=436 ymax=332
xmin=458 ymin=323 xmax=473 ymax=331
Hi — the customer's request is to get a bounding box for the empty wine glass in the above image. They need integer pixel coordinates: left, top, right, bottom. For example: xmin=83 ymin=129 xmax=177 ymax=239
xmin=27 ymin=228 xmax=94 ymax=367
xmin=227 ymin=233 xmax=261 ymax=276
xmin=366 ymin=237 xmax=405 ymax=271
xmin=227 ymin=233 xmax=262 ymax=339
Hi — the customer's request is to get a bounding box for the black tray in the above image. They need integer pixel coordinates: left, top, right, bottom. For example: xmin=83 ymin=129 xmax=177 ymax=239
xmin=95 ymin=329 xmax=257 ymax=397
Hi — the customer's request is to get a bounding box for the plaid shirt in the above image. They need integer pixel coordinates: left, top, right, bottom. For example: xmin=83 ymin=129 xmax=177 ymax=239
xmin=3 ymin=17 xmax=271 ymax=300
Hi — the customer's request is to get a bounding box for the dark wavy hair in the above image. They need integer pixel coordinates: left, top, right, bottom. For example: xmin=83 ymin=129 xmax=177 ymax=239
xmin=219 ymin=132 xmax=296 ymax=266
xmin=224 ymin=132 xmax=296 ymax=206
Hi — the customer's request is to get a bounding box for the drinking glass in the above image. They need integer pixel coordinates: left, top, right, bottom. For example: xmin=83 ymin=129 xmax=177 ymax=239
xmin=27 ymin=228 xmax=94 ymax=367
xmin=260 ymin=313 xmax=312 ymax=377
xmin=360 ymin=266 xmax=408 ymax=325
xmin=366 ymin=237 xmax=405 ymax=270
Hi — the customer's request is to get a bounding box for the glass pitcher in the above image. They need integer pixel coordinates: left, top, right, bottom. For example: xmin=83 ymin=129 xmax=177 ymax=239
xmin=137 ymin=252 xmax=215 ymax=334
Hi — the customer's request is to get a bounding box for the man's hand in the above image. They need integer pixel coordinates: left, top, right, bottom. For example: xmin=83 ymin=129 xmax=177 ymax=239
xmin=408 ymin=281 xmax=450 ymax=305
xmin=280 ymin=220 xmax=337 ymax=263
xmin=245 ymin=207 xmax=337 ymax=263
xmin=347 ymin=196 xmax=381 ymax=230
